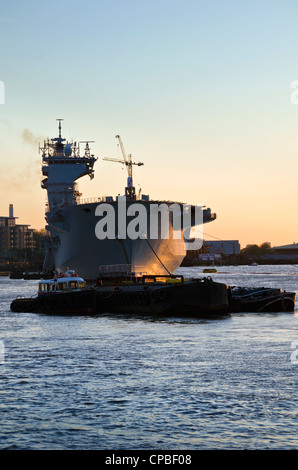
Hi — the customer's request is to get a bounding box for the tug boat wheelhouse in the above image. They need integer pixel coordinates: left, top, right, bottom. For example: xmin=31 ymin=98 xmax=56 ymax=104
xmin=38 ymin=270 xmax=86 ymax=294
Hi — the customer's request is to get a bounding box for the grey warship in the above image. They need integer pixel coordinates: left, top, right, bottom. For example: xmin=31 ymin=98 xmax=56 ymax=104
xmin=42 ymin=120 xmax=216 ymax=280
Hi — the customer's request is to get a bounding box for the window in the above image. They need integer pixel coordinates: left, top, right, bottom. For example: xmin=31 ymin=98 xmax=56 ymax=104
xmin=40 ymin=283 xmax=50 ymax=292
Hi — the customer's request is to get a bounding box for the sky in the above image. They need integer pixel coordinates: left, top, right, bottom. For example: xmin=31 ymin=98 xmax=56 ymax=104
xmin=1 ymin=0 xmax=298 ymax=248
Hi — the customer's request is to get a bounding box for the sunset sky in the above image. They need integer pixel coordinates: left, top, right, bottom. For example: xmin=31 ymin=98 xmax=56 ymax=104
xmin=1 ymin=0 xmax=298 ymax=248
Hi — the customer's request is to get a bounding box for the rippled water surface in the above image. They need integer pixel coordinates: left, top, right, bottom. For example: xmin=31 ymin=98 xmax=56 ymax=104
xmin=1 ymin=265 xmax=298 ymax=450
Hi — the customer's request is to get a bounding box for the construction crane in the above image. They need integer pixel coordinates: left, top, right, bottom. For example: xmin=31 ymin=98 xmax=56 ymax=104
xmin=103 ymin=135 xmax=144 ymax=200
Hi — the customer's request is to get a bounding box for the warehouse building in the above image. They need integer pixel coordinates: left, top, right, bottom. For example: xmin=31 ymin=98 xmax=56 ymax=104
xmin=204 ymin=240 xmax=240 ymax=256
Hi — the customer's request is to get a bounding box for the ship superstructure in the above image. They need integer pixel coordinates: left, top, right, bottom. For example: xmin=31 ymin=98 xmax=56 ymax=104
xmin=42 ymin=121 xmax=216 ymax=280
xmin=41 ymin=119 xmax=96 ymax=212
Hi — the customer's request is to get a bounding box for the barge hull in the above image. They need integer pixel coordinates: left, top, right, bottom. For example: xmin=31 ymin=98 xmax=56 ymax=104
xmin=96 ymin=278 xmax=230 ymax=317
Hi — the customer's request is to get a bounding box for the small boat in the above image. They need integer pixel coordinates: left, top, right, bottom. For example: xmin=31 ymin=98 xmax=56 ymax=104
xmin=9 ymin=269 xmax=52 ymax=280
xmin=229 ymin=286 xmax=296 ymax=313
xmin=23 ymin=271 xmax=52 ymax=280
xmin=10 ymin=270 xmax=96 ymax=315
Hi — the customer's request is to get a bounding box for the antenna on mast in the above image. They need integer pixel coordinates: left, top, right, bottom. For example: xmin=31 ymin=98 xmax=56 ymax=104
xmin=79 ymin=141 xmax=95 ymax=158
xmin=56 ymin=118 xmax=64 ymax=139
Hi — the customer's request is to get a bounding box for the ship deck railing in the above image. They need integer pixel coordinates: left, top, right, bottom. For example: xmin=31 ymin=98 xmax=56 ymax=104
xmin=77 ymin=197 xmax=106 ymax=205
xmin=97 ymin=264 xmax=145 ymax=278
xmin=97 ymin=265 xmax=185 ymax=284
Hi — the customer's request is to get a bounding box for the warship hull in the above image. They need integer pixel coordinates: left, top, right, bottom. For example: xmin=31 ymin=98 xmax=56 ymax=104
xmin=44 ymin=200 xmax=214 ymax=280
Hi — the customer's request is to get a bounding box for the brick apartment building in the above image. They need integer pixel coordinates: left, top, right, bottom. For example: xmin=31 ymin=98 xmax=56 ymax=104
xmin=0 ymin=204 xmax=34 ymax=250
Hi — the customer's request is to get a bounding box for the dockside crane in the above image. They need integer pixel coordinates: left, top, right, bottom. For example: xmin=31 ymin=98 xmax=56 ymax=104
xmin=103 ymin=135 xmax=144 ymax=200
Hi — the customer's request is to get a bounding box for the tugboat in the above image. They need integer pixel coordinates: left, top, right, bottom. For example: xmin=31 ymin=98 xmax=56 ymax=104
xmin=10 ymin=270 xmax=96 ymax=315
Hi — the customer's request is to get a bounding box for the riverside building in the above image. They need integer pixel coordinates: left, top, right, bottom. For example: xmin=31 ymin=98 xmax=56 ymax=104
xmin=0 ymin=204 xmax=34 ymax=250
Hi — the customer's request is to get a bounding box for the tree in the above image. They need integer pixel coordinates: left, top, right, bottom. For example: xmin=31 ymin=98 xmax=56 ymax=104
xmin=259 ymin=242 xmax=272 ymax=252
xmin=240 ymin=242 xmax=272 ymax=257
xmin=33 ymin=228 xmax=46 ymax=239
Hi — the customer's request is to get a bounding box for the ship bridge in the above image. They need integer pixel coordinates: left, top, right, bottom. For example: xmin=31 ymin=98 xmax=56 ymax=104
xmin=41 ymin=119 xmax=97 ymax=215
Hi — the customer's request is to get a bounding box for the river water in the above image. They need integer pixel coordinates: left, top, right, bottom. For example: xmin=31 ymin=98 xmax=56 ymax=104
xmin=1 ymin=265 xmax=298 ymax=450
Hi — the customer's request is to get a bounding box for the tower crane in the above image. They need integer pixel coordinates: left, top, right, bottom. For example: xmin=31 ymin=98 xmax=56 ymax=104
xmin=103 ymin=135 xmax=144 ymax=200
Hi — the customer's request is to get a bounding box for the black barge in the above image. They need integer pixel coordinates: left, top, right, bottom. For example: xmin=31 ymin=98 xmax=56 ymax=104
xmin=96 ymin=275 xmax=229 ymax=317
xmin=229 ymin=286 xmax=296 ymax=313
